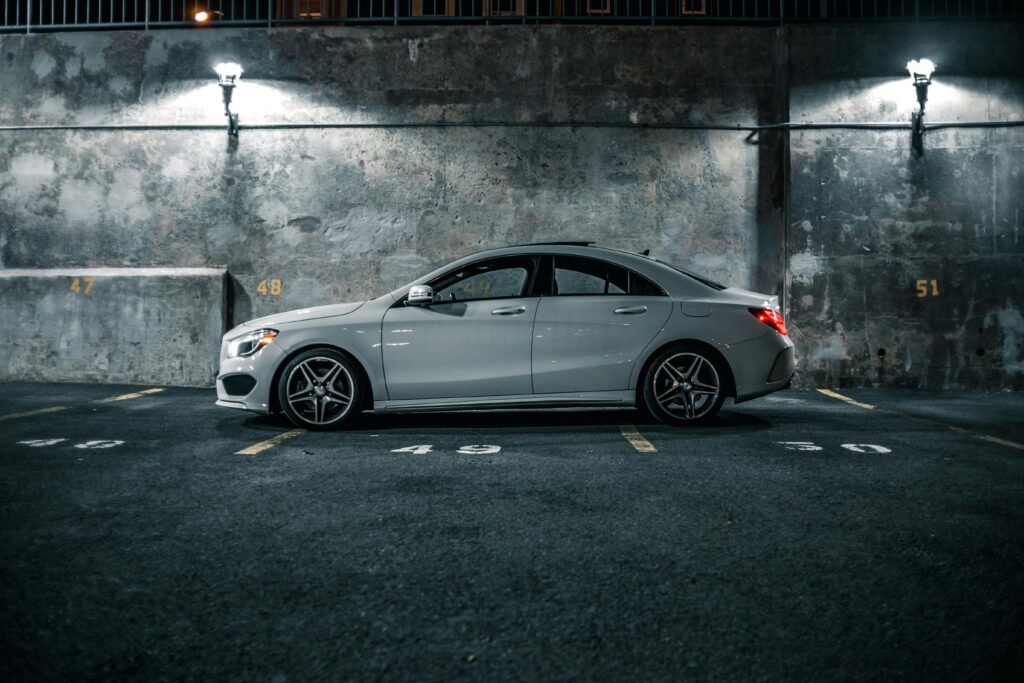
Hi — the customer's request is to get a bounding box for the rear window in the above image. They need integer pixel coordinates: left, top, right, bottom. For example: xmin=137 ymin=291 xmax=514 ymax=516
xmin=548 ymin=256 xmax=667 ymax=296
xmin=652 ymin=259 xmax=726 ymax=290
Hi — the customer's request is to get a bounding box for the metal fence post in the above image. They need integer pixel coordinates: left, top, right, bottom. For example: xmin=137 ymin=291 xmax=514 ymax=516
xmin=268 ymin=0 xmax=272 ymax=27
xmin=27 ymin=0 xmax=32 ymax=33
xmin=394 ymin=0 xmax=399 ymax=26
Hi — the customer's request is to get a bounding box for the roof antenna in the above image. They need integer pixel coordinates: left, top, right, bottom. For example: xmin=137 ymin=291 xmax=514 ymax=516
xmin=641 ymin=249 xmax=650 ymax=256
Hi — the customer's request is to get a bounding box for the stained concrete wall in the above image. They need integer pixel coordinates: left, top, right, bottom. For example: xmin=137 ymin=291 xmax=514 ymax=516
xmin=0 ymin=26 xmax=784 ymax=322
xmin=0 ymin=23 xmax=1022 ymax=389
xmin=788 ymin=24 xmax=1024 ymax=389
xmin=0 ymin=268 xmax=226 ymax=386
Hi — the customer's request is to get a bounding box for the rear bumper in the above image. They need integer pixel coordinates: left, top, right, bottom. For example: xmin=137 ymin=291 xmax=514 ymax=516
xmin=723 ymin=332 xmax=796 ymax=403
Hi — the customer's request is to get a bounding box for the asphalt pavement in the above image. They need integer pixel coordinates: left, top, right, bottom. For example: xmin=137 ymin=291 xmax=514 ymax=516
xmin=0 ymin=382 xmax=1022 ymax=681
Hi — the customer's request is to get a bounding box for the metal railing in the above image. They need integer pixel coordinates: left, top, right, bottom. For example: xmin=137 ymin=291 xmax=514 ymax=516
xmin=3 ymin=0 xmax=1022 ymax=32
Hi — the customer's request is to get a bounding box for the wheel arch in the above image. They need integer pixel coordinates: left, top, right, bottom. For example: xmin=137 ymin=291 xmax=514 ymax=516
xmin=269 ymin=344 xmax=374 ymax=415
xmin=634 ymin=339 xmax=737 ymax=404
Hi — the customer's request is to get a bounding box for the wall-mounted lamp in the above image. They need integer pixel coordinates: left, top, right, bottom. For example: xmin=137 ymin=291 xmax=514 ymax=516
xmin=906 ymin=58 xmax=936 ymax=155
xmin=194 ymin=8 xmax=223 ymax=23
xmin=214 ymin=62 xmax=243 ymax=137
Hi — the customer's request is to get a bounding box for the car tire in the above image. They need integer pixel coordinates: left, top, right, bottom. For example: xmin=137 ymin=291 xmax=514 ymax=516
xmin=641 ymin=344 xmax=728 ymax=426
xmin=277 ymin=348 xmax=362 ymax=430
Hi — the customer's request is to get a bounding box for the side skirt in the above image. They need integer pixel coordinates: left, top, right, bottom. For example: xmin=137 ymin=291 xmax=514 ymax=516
xmin=372 ymin=391 xmax=636 ymax=414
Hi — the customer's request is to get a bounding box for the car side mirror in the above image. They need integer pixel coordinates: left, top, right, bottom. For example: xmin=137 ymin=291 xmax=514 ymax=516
xmin=406 ymin=284 xmax=434 ymax=306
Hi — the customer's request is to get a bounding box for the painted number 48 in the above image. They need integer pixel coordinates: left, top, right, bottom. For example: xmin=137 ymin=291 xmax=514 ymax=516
xmin=256 ymin=279 xmax=283 ymax=296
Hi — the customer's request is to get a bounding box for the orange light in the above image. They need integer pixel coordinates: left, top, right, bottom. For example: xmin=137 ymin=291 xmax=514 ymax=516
xmin=194 ymin=10 xmax=210 ymax=22
xmin=259 ymin=332 xmax=277 ymax=349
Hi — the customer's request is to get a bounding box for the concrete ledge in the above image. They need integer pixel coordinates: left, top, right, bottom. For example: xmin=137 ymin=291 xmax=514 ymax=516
xmin=0 ymin=267 xmax=227 ymax=387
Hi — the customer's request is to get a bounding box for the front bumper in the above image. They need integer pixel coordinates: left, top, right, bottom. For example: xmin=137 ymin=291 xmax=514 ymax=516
xmin=214 ymin=342 xmax=285 ymax=414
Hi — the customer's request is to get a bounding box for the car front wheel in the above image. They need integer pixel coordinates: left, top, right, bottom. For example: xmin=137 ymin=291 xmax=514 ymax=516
xmin=277 ymin=348 xmax=361 ymax=430
xmin=642 ymin=345 xmax=727 ymax=426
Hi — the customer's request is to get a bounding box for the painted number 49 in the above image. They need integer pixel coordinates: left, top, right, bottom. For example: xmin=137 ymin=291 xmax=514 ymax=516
xmin=776 ymin=441 xmax=891 ymax=454
xmin=391 ymin=444 xmax=501 ymax=455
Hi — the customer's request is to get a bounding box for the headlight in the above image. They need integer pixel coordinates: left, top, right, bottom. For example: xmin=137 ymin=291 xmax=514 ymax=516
xmin=227 ymin=328 xmax=278 ymax=358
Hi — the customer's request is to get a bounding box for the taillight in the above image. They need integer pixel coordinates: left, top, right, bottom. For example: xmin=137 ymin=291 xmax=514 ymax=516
xmin=749 ymin=307 xmax=788 ymax=336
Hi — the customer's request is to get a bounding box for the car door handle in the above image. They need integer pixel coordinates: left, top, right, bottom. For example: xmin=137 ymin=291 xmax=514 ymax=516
xmin=614 ymin=306 xmax=648 ymax=315
xmin=491 ymin=306 xmax=527 ymax=316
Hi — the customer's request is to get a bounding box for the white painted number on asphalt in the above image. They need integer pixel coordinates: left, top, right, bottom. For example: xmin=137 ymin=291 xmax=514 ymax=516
xmin=391 ymin=445 xmax=434 ymax=455
xmin=457 ymin=445 xmax=501 ymax=455
xmin=776 ymin=441 xmax=893 ymax=454
xmin=18 ymin=438 xmax=69 ymax=447
xmin=390 ymin=445 xmax=502 ymax=455
xmin=840 ymin=444 xmax=893 ymax=454
xmin=776 ymin=441 xmax=824 ymax=451
xmin=73 ymin=440 xmax=125 ymax=449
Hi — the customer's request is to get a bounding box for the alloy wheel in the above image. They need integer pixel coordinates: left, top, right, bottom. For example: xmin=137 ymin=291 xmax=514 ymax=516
xmin=652 ymin=352 xmax=721 ymax=420
xmin=284 ymin=356 xmax=355 ymax=426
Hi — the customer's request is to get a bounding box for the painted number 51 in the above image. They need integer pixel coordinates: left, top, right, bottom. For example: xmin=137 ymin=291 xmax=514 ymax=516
xmin=915 ymin=279 xmax=939 ymax=298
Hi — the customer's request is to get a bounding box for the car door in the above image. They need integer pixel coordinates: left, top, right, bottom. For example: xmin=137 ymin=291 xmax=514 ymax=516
xmin=532 ymin=255 xmax=673 ymax=394
xmin=381 ymin=256 xmax=539 ymax=401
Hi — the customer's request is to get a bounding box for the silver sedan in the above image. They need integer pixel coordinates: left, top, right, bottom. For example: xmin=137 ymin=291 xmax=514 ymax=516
xmin=216 ymin=244 xmax=795 ymax=428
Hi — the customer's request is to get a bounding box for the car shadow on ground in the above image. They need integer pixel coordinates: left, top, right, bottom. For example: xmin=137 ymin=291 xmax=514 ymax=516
xmin=237 ymin=407 xmax=773 ymax=433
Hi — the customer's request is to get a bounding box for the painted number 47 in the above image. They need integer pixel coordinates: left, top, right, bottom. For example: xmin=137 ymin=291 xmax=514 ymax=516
xmin=70 ymin=277 xmax=95 ymax=294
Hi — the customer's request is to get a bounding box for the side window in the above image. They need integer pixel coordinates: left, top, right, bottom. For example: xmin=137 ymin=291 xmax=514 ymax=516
xmin=628 ymin=270 xmax=667 ymax=296
xmin=553 ymin=256 xmax=628 ymax=295
xmin=431 ymin=257 xmax=533 ymax=302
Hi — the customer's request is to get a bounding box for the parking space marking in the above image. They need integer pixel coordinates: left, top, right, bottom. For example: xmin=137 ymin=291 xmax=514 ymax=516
xmin=815 ymin=389 xmax=1024 ymax=454
xmin=619 ymin=425 xmax=657 ymax=453
xmin=94 ymin=388 xmax=165 ymax=404
xmin=777 ymin=441 xmax=824 ymax=451
xmin=975 ymin=434 xmax=1024 ymax=451
xmin=18 ymin=438 xmax=69 ymax=447
xmin=816 ymin=389 xmax=875 ymax=410
xmin=235 ymin=429 xmax=305 ymax=455
xmin=0 ymin=406 xmax=67 ymax=422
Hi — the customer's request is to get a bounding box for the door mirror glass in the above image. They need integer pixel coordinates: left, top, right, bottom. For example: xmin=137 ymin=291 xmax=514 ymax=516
xmin=406 ymin=284 xmax=434 ymax=306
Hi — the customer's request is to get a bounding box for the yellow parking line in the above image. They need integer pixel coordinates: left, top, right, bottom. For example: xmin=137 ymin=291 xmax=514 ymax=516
xmin=0 ymin=405 xmax=67 ymax=422
xmin=235 ymin=429 xmax=306 ymax=455
xmin=816 ymin=388 xmax=875 ymax=410
xmin=619 ymin=424 xmax=657 ymax=453
xmin=975 ymin=434 xmax=1024 ymax=451
xmin=818 ymin=389 xmax=1023 ymax=452
xmin=94 ymin=388 xmax=165 ymax=404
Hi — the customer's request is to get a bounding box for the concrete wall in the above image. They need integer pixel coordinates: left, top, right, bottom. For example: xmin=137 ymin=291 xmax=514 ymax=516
xmin=0 ymin=22 xmax=1021 ymax=389
xmin=0 ymin=26 xmax=784 ymax=320
xmin=788 ymin=24 xmax=1024 ymax=389
xmin=0 ymin=268 xmax=226 ymax=386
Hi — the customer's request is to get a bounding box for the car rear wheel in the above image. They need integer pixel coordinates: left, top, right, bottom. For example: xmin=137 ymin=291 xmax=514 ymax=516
xmin=642 ymin=345 xmax=727 ymax=426
xmin=277 ymin=348 xmax=361 ymax=430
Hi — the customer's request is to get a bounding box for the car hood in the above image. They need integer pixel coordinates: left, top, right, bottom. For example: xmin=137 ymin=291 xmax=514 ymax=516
xmin=242 ymin=301 xmax=367 ymax=328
